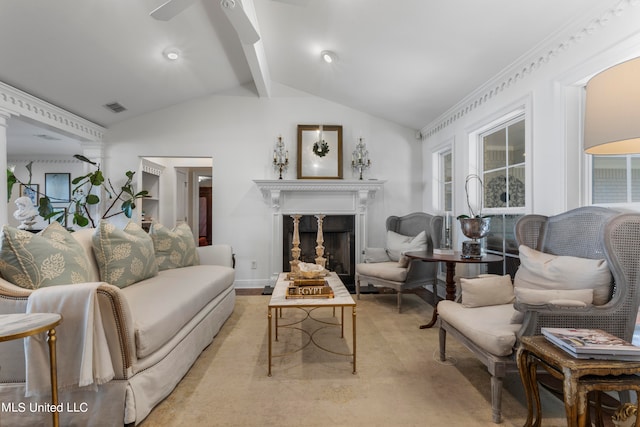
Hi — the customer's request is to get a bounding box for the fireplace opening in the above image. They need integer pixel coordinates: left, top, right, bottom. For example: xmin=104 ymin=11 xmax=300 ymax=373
xmin=282 ymin=215 xmax=355 ymax=285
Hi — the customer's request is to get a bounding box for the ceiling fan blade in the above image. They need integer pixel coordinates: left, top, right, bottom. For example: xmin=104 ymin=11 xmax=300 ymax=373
xmin=150 ymin=0 xmax=197 ymax=21
xmin=271 ymin=0 xmax=309 ymax=5
xmin=220 ymin=0 xmax=260 ymax=44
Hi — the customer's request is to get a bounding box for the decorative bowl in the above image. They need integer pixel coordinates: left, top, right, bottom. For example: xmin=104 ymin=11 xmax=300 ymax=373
xmin=459 ymin=217 xmax=491 ymax=240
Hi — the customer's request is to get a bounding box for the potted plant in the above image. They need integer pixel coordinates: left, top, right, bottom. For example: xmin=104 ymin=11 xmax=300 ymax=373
xmin=457 ymin=174 xmax=490 ymax=258
xmin=7 ymin=155 xmax=148 ymax=228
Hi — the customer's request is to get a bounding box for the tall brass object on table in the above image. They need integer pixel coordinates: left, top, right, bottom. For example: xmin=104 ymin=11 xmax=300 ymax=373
xmin=459 ymin=216 xmax=491 ymax=259
xmin=459 ymin=174 xmax=490 ymax=259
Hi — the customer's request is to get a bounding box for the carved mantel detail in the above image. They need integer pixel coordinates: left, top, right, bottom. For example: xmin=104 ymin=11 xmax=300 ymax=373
xmin=254 ymin=179 xmax=385 ymax=211
xmin=254 ymin=179 xmax=386 ymax=281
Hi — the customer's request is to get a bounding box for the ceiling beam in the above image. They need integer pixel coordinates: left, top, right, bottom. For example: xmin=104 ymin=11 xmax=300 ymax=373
xmin=235 ymin=0 xmax=271 ymax=98
xmin=242 ymin=40 xmax=271 ymax=98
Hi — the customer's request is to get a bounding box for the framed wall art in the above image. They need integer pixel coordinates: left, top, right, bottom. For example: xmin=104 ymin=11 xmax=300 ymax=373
xmin=19 ymin=184 xmax=39 ymax=206
xmin=297 ymin=124 xmax=343 ymax=179
xmin=48 ymin=207 xmax=68 ymax=228
xmin=45 ymin=173 xmax=71 ymax=203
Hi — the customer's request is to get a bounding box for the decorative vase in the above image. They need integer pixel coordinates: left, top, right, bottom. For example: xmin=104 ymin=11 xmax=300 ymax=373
xmin=459 ymin=217 xmax=491 ymax=259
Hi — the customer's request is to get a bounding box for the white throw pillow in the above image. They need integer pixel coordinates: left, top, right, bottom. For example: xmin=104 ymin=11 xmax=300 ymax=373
xmin=386 ymin=230 xmax=427 ymax=262
xmin=514 ymin=288 xmax=593 ymax=306
xmin=514 ymin=245 xmax=612 ymax=306
xmin=460 ymin=274 xmax=515 ymax=308
xmin=363 ymin=247 xmax=392 ymax=263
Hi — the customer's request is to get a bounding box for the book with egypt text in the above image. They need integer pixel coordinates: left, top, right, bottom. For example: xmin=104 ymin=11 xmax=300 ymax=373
xmin=541 ymin=327 xmax=640 ymax=361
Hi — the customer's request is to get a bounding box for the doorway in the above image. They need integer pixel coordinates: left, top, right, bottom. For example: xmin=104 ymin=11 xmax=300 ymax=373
xmin=139 ymin=157 xmax=213 ymax=243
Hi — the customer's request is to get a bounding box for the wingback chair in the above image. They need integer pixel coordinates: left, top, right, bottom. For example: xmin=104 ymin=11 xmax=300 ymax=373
xmin=437 ymin=206 xmax=640 ymax=423
xmin=355 ymin=212 xmax=443 ymax=312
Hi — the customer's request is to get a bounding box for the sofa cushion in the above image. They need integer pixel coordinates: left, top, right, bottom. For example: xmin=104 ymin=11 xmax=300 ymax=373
xmin=356 ymin=261 xmax=407 ymax=283
xmin=0 ymin=223 xmax=93 ymax=289
xmin=121 ymin=264 xmax=235 ymax=359
xmin=386 ymin=230 xmax=426 ymax=262
xmin=149 ymin=223 xmax=200 ymax=270
xmin=438 ymin=300 xmax=521 ymax=356
xmin=460 ymin=274 xmax=515 ymax=308
xmin=71 ymin=228 xmax=100 ymax=282
xmin=514 ymin=245 xmax=612 ymax=305
xmin=92 ymin=221 xmax=158 ymax=288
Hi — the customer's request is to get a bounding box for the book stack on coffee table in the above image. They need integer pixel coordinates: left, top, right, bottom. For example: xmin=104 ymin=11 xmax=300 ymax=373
xmin=541 ymin=327 xmax=640 ymax=361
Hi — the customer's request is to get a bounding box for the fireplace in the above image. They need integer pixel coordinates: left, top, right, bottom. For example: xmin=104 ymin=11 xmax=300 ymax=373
xmin=254 ymin=179 xmax=385 ymax=285
xmin=283 ymin=215 xmax=355 ymax=284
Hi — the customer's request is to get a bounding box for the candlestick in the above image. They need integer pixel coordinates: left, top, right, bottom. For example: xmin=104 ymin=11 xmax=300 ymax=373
xmin=272 ymin=136 xmax=289 ymax=179
xmin=351 ymin=137 xmax=372 ymax=180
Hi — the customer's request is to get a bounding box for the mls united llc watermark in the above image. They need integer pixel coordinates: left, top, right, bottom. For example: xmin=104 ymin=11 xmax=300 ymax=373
xmin=2 ymin=401 xmax=89 ymax=413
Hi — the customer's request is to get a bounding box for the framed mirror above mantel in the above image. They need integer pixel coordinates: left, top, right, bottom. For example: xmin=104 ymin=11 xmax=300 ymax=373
xmin=297 ymin=124 xmax=343 ymax=179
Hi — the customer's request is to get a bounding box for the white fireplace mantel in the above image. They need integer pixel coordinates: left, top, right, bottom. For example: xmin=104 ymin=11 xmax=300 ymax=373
xmin=254 ymin=179 xmax=386 ymax=282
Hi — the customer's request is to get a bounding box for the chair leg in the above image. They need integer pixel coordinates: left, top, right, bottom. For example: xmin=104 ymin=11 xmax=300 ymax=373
xmin=439 ymin=327 xmax=447 ymax=361
xmin=491 ymin=374 xmax=503 ymax=424
xmin=356 ymin=275 xmax=361 ymax=300
xmin=397 ymin=291 xmax=402 ymax=313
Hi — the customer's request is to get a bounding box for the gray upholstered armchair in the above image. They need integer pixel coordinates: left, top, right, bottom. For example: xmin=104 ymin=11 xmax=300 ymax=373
xmin=438 ymin=206 xmax=640 ymax=423
xmin=355 ymin=212 xmax=443 ymax=312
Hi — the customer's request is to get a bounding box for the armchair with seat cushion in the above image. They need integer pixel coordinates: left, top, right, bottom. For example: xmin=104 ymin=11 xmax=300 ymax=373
xmin=437 ymin=206 xmax=640 ymax=423
xmin=355 ymin=212 xmax=443 ymax=312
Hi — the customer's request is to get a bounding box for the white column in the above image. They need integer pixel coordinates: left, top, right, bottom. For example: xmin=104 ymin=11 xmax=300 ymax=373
xmin=0 ymin=110 xmax=10 ymax=226
xmin=269 ymin=190 xmax=282 ymax=283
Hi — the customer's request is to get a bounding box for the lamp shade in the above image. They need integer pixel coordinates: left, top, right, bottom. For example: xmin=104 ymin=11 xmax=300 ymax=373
xmin=584 ymin=56 xmax=640 ymax=155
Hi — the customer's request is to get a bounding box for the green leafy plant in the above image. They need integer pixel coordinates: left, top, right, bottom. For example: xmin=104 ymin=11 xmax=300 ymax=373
xmin=7 ymin=155 xmax=148 ymax=228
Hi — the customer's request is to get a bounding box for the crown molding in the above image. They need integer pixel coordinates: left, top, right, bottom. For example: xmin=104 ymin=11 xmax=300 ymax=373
xmin=8 ymin=158 xmax=82 ymax=164
xmin=0 ymin=81 xmax=105 ymax=143
xmin=420 ymin=0 xmax=639 ymax=139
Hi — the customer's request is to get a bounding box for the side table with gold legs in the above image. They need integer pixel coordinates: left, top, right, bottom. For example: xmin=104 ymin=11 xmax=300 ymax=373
xmin=518 ymin=335 xmax=640 ymax=427
xmin=0 ymin=313 xmax=63 ymax=427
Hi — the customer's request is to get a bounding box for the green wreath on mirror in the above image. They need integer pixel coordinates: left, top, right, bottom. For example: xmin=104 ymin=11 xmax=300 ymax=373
xmin=312 ymin=140 xmax=330 ymax=157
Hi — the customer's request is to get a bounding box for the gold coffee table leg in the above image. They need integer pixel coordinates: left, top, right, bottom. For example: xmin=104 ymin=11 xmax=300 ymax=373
xmin=268 ymin=307 xmax=272 ymax=377
xmin=48 ymin=328 xmax=59 ymax=427
xmin=352 ymin=306 xmax=357 ymax=374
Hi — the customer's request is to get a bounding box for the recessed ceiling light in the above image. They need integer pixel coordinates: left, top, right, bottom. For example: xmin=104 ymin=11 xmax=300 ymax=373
xmin=163 ymin=47 xmax=181 ymax=61
xmin=321 ymin=50 xmax=336 ymax=63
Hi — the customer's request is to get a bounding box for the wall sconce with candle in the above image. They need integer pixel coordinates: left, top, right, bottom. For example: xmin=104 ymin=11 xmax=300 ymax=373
xmin=273 ymin=136 xmax=289 ymax=179
xmin=351 ymin=137 xmax=371 ymax=180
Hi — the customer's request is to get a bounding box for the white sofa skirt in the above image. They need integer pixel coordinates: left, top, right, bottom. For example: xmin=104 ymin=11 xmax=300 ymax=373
xmin=0 ymin=286 xmax=236 ymax=426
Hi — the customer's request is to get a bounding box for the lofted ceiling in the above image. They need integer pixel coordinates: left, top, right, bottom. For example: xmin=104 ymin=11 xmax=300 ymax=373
xmin=1 ymin=0 xmax=616 ymax=154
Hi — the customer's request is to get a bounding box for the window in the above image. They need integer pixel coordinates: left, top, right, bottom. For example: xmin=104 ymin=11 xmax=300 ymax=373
xmin=481 ymin=117 xmax=525 ymax=210
xmin=478 ymin=115 xmax=526 ymax=277
xmin=440 ymin=150 xmax=453 ymax=212
xmin=592 ymin=155 xmax=640 ymax=204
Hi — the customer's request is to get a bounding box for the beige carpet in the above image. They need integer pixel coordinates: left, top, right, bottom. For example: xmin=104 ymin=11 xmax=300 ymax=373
xmin=140 ymin=293 xmax=568 ymax=426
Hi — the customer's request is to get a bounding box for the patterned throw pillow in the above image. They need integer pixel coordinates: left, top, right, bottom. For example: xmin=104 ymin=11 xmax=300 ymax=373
xmin=149 ymin=223 xmax=200 ymax=270
xmin=0 ymin=222 xmax=92 ymax=289
xmin=92 ymin=221 xmax=158 ymax=288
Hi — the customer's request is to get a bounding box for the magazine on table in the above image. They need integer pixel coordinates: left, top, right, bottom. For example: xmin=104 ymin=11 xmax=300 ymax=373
xmin=541 ymin=327 xmax=640 ymax=360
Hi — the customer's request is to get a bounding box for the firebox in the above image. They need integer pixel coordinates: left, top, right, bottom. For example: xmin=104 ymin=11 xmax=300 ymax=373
xmin=282 ymin=215 xmax=355 ymax=285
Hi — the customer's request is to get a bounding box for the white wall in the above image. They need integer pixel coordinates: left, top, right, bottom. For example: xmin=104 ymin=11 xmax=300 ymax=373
xmin=104 ymin=84 xmax=421 ymax=288
xmin=421 ymin=4 xmax=640 ymax=220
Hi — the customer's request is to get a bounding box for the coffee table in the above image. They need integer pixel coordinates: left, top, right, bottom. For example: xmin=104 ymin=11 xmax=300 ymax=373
xmin=267 ymin=272 xmax=356 ymax=376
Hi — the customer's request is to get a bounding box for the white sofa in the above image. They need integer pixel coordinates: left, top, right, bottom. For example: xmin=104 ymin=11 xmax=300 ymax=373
xmin=0 ymin=227 xmax=236 ymax=426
